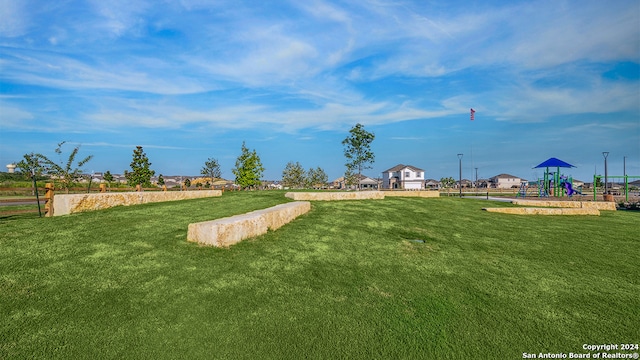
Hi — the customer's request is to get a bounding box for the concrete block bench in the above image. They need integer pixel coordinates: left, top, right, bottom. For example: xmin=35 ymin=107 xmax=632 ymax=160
xmin=285 ymin=191 xmax=385 ymax=201
xmin=483 ymin=207 xmax=600 ymax=215
xmin=511 ymin=200 xmax=616 ymax=211
xmin=383 ymin=190 xmax=440 ymax=198
xmin=51 ymin=190 xmax=222 ymax=216
xmin=187 ymin=201 xmax=311 ymax=247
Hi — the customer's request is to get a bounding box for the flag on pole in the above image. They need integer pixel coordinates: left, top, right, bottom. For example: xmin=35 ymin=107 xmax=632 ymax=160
xmin=470 ymin=108 xmax=475 ymax=121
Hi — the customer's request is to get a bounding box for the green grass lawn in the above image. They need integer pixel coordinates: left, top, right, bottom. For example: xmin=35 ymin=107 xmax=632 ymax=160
xmin=1 ymin=191 xmax=638 ymax=359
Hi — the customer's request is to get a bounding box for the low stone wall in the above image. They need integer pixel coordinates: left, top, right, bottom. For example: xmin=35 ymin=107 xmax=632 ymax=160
xmin=511 ymin=200 xmax=616 ymax=211
xmin=383 ymin=190 xmax=440 ymax=198
xmin=284 ymin=191 xmax=385 ymax=201
xmin=483 ymin=207 xmax=600 ymax=215
xmin=51 ymin=190 xmax=222 ymax=216
xmin=187 ymin=201 xmax=311 ymax=247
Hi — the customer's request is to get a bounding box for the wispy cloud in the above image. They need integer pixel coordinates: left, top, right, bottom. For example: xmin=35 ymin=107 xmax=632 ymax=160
xmin=0 ymin=0 xmax=31 ymax=37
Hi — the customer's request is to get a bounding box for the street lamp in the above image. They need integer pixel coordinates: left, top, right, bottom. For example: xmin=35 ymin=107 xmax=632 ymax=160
xmin=475 ymin=167 xmax=478 ymax=189
xmin=602 ymin=152 xmax=609 ymax=194
xmin=457 ymin=154 xmax=463 ymax=198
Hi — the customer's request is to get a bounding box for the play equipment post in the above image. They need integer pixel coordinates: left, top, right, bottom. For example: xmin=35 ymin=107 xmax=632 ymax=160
xmin=593 ymin=175 xmax=640 ymax=202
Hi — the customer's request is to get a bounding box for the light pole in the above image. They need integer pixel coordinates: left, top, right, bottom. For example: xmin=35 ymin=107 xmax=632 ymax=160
xmin=457 ymin=154 xmax=463 ymax=198
xmin=624 ymin=155 xmax=627 ymax=198
xmin=475 ymin=167 xmax=478 ymax=189
xmin=602 ymin=152 xmax=609 ymax=195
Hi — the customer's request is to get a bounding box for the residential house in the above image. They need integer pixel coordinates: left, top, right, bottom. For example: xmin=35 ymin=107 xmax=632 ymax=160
xmin=424 ymin=179 xmax=440 ymax=189
xmin=457 ymin=179 xmax=473 ymax=188
xmin=332 ymin=174 xmax=379 ymax=190
xmin=382 ymin=164 xmax=425 ymax=190
xmin=489 ymin=174 xmax=525 ymax=189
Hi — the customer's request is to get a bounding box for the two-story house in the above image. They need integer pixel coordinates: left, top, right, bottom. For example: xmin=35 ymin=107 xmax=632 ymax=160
xmin=382 ymin=164 xmax=425 ymax=190
xmin=489 ymin=174 xmax=525 ymax=189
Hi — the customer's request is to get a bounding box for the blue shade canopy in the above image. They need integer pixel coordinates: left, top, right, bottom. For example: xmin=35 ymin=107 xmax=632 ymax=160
xmin=534 ymin=157 xmax=576 ymax=168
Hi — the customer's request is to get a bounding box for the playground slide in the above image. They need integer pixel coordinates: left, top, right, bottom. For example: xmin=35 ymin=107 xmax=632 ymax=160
xmin=564 ymin=181 xmax=582 ymax=196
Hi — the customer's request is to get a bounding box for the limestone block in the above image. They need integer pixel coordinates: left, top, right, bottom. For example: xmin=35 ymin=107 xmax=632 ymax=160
xmin=512 ymin=200 xmax=616 ymax=211
xmin=383 ymin=191 xmax=440 ymax=198
xmin=52 ymin=190 xmax=222 ymax=216
xmin=187 ymin=201 xmax=311 ymax=247
xmin=483 ymin=207 xmax=600 ymax=215
xmin=284 ymin=191 xmax=385 ymax=201
xmin=578 ymin=201 xmax=617 ymax=211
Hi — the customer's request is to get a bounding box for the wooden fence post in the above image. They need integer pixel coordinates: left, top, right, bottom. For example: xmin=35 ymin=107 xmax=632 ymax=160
xmin=100 ymin=183 xmax=106 ymax=193
xmin=136 ymin=184 xmax=142 ymax=192
xmin=44 ymin=183 xmax=55 ymax=217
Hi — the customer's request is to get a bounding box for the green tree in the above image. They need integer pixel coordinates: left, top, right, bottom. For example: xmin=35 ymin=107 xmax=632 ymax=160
xmin=16 ymin=153 xmax=45 ymax=195
xmin=232 ymin=142 xmax=265 ymax=190
xmin=595 ymin=176 xmax=604 ymax=189
xmin=307 ymin=167 xmax=328 ymax=189
xmin=201 ymin=158 xmax=222 ymax=181
xmin=344 ymin=166 xmax=358 ymax=189
xmin=183 ymin=178 xmax=191 ymax=188
xmin=440 ymin=177 xmax=456 ymax=188
xmin=35 ymin=142 xmax=93 ymax=193
xmin=103 ymin=170 xmax=114 ymax=190
xmin=342 ymin=123 xmax=375 ymax=190
xmin=282 ymin=161 xmax=306 ymax=189
xmin=157 ymin=174 xmax=165 ymax=187
xmin=16 ymin=153 xmax=44 ymax=180
xmin=125 ymin=146 xmax=155 ymax=188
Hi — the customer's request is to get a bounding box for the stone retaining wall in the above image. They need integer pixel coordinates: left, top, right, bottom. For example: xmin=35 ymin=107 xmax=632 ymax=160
xmin=511 ymin=200 xmax=616 ymax=211
xmin=284 ymin=191 xmax=385 ymax=201
xmin=383 ymin=191 xmax=440 ymax=198
xmin=284 ymin=191 xmax=441 ymax=201
xmin=483 ymin=207 xmax=600 ymax=215
xmin=51 ymin=190 xmax=222 ymax=216
xmin=187 ymin=201 xmax=311 ymax=247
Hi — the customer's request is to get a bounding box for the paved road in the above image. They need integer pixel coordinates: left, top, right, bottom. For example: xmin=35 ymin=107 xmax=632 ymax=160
xmin=0 ymin=199 xmax=45 ymax=207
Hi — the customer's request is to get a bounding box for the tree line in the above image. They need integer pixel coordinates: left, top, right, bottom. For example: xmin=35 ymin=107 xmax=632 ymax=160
xmin=12 ymin=123 xmax=379 ymax=192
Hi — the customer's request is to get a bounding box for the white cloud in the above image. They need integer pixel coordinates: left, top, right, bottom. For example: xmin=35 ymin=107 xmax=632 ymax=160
xmin=88 ymin=0 xmax=152 ymax=37
xmin=488 ymin=80 xmax=640 ymax=122
xmin=1 ymin=51 xmax=209 ymax=95
xmin=0 ymin=0 xmax=30 ymax=37
xmin=0 ymin=102 xmax=35 ymax=128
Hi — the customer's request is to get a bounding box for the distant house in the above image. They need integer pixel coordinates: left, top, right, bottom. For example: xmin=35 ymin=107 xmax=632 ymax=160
xmin=476 ymin=179 xmax=490 ymax=188
xmin=458 ymin=179 xmax=473 ymax=188
xmin=332 ymin=174 xmax=379 ymax=190
xmin=425 ymin=179 xmax=440 ymax=189
xmin=382 ymin=164 xmax=425 ymax=190
xmin=489 ymin=174 xmax=525 ymax=189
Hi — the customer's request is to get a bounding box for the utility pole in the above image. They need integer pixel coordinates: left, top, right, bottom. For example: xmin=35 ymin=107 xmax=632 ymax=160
xmin=602 ymin=152 xmax=609 ymax=194
xmin=457 ymin=154 xmax=463 ymax=198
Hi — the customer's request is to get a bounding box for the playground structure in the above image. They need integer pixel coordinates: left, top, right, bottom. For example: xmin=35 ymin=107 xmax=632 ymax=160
xmin=593 ymin=175 xmax=640 ymax=202
xmin=528 ymin=157 xmax=582 ymax=198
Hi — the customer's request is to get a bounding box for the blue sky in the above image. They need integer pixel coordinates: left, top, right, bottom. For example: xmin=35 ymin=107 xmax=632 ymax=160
xmin=1 ymin=0 xmax=639 ymax=182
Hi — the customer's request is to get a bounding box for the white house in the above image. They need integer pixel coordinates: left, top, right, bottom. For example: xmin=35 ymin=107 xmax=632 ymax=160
xmin=382 ymin=164 xmax=425 ymax=190
xmin=489 ymin=174 xmax=525 ymax=189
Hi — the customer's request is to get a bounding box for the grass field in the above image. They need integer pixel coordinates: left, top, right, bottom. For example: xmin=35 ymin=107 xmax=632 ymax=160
xmin=1 ymin=191 xmax=638 ymax=359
